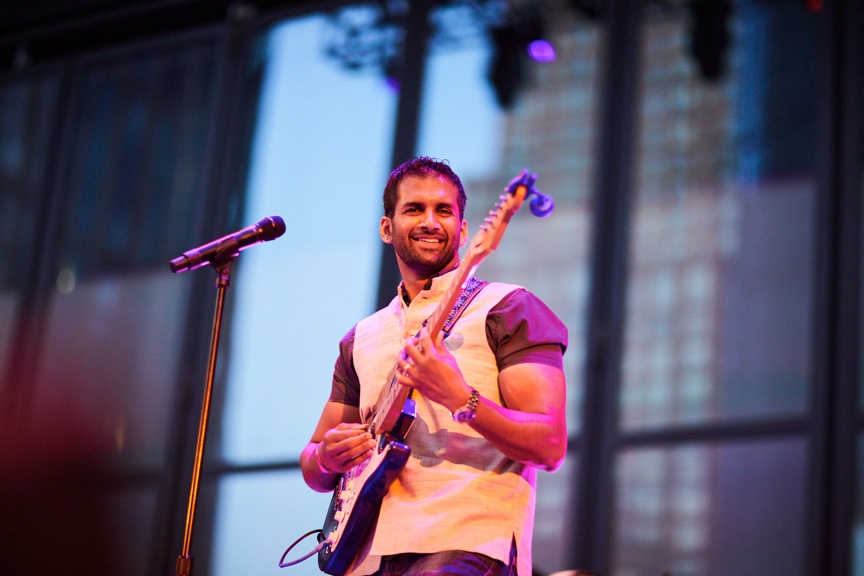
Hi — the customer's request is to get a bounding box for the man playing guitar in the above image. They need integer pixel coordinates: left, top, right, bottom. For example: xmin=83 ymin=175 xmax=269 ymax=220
xmin=299 ymin=157 xmax=568 ymax=576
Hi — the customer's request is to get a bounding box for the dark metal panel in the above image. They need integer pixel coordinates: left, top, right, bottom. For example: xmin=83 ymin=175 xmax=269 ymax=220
xmin=568 ymin=0 xmax=643 ymax=572
xmin=807 ymin=0 xmax=864 ymax=574
xmin=375 ymin=0 xmax=434 ymax=310
xmin=0 ymin=0 xmax=331 ymax=71
xmin=0 ymin=62 xmax=73 ymax=421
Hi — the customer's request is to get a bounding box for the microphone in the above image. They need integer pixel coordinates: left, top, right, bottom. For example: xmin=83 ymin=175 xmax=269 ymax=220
xmin=529 ymin=190 xmax=554 ymax=218
xmin=169 ymin=215 xmax=286 ymax=273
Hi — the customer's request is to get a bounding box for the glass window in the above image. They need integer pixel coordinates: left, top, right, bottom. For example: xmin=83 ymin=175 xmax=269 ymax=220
xmin=0 ymin=72 xmax=60 ymax=392
xmin=107 ymin=487 xmax=162 ymax=576
xmin=212 ymin=14 xmax=396 ymax=574
xmin=30 ymin=39 xmax=221 ymax=470
xmin=611 ymin=439 xmax=807 ymax=575
xmin=621 ymin=2 xmax=819 ymax=429
xmin=34 ymin=271 xmax=191 ymax=470
xmin=535 ymin=456 xmax=579 ymax=572
xmin=59 ymin=43 xmax=217 ymax=277
xmin=416 ymin=5 xmax=601 ymax=572
xmin=218 ymin=15 xmax=396 ymax=466
xmin=419 ymin=0 xmax=600 ymax=434
xmin=0 ymin=73 xmax=59 ymax=288
xmin=212 ymin=471 xmax=332 ymax=576
xmin=855 ymin=434 xmax=864 ymax=576
xmin=1 ymin=34 xmax=227 ymax=576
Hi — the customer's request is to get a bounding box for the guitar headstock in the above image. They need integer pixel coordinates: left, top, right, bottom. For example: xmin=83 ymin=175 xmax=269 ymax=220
xmin=465 ymin=169 xmax=549 ymax=262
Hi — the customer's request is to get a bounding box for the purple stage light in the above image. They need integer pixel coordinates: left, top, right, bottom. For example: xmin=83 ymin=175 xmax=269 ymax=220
xmin=527 ymin=39 xmax=556 ymax=62
xmin=385 ymin=76 xmax=400 ymax=92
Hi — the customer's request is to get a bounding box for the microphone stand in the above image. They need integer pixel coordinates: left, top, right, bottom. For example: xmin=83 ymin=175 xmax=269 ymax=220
xmin=176 ymin=256 xmax=235 ymax=576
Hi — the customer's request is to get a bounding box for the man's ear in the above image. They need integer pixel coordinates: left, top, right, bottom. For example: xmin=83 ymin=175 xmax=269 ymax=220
xmin=380 ymin=216 xmax=393 ymax=244
xmin=459 ymin=219 xmax=468 ymax=247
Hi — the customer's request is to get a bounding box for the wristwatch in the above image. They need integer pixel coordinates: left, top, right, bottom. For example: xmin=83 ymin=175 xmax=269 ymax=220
xmin=452 ymin=388 xmax=480 ymax=423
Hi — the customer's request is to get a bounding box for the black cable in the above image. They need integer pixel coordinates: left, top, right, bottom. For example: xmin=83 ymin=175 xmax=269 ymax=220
xmin=278 ymin=529 xmax=325 ymax=568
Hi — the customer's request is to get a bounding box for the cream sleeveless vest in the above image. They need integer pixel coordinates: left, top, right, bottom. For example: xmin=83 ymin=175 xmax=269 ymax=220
xmin=350 ymin=272 xmax=536 ymax=576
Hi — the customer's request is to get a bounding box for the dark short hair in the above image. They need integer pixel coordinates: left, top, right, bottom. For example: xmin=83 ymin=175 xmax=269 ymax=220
xmin=382 ymin=157 xmax=466 ymax=219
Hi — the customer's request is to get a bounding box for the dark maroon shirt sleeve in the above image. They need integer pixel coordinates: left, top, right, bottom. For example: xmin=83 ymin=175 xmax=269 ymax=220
xmin=485 ymin=288 xmax=568 ymax=372
xmin=329 ymin=325 xmax=361 ymax=407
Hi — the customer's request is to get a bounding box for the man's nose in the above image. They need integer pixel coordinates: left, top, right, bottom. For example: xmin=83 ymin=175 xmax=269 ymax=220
xmin=419 ymin=209 xmax=440 ymax=229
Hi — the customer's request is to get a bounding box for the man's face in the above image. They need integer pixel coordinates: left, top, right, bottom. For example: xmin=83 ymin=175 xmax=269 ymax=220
xmin=381 ymin=174 xmax=467 ymax=278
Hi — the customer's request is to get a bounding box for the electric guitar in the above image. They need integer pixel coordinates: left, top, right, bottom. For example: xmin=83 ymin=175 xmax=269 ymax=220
xmin=316 ymin=170 xmax=552 ymax=576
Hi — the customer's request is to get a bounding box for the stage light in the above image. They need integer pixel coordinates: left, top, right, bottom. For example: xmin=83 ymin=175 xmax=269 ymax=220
xmin=527 ymin=39 xmax=556 ymax=62
xmin=488 ymin=23 xmax=524 ymax=109
xmin=689 ymin=0 xmax=731 ymax=81
xmin=487 ymin=7 xmax=554 ymax=109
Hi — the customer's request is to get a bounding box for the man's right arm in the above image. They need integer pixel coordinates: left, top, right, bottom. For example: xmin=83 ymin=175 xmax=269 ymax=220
xmin=300 ymin=401 xmax=373 ymax=492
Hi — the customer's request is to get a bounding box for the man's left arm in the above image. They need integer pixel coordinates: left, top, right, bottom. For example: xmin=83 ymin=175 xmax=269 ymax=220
xmin=399 ymin=288 xmax=568 ymax=470
xmin=466 ymin=360 xmax=567 ymax=471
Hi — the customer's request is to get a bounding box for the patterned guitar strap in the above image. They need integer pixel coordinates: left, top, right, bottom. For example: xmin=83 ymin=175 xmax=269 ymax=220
xmin=429 ymin=276 xmax=489 ymax=337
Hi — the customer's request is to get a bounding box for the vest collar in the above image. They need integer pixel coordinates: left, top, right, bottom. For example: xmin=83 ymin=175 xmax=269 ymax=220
xmin=398 ymin=269 xmax=459 ymax=307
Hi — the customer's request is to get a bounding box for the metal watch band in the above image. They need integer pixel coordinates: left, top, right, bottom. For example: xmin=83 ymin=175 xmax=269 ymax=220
xmin=452 ymin=388 xmax=480 ymax=423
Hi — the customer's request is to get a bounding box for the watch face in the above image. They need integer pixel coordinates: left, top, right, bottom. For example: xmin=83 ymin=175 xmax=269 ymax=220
xmin=454 ymin=409 xmax=475 ymax=423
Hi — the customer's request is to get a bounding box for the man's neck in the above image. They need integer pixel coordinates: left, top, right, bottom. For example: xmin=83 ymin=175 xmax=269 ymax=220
xmin=400 ymin=262 xmax=459 ymax=303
